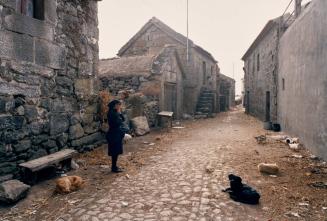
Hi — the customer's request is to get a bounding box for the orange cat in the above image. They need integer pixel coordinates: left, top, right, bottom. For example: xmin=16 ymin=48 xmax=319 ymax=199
xmin=55 ymin=176 xmax=85 ymax=194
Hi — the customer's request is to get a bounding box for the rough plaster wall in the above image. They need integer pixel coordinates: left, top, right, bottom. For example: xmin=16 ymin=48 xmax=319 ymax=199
xmin=278 ymin=0 xmax=327 ymax=160
xmin=244 ymin=27 xmax=279 ymax=122
xmin=0 ymin=0 xmax=101 ymax=177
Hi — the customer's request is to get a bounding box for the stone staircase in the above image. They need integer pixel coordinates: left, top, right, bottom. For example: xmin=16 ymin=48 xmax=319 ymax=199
xmin=194 ymin=88 xmax=216 ymax=119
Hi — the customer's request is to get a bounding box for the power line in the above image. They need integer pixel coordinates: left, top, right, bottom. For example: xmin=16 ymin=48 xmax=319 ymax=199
xmin=282 ymin=0 xmax=294 ymax=16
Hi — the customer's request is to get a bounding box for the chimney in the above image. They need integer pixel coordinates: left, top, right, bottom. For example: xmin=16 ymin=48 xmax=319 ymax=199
xmin=295 ymin=0 xmax=302 ymax=17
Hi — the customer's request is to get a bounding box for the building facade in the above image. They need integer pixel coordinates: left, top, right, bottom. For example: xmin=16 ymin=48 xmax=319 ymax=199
xmin=117 ymin=17 xmax=220 ymax=115
xmin=242 ymin=0 xmax=327 ymax=160
xmin=242 ymin=18 xmax=281 ymax=123
xmin=219 ymin=74 xmax=235 ymax=112
xmin=0 ymin=0 xmax=102 ymax=177
xmin=100 ymin=45 xmax=185 ymax=121
xmin=278 ymin=0 xmax=327 ymax=160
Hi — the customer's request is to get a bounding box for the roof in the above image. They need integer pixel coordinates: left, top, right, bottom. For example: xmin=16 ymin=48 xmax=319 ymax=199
xmin=220 ymin=73 xmax=235 ymax=83
xmin=242 ymin=18 xmax=281 ymax=60
xmin=99 ymin=56 xmax=155 ymax=78
xmin=118 ymin=17 xmax=217 ymax=63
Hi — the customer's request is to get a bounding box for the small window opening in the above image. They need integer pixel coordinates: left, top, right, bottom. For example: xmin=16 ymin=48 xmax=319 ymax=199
xmin=282 ymin=78 xmax=285 ymax=90
xmin=16 ymin=0 xmax=44 ymax=20
xmin=257 ymin=53 xmax=260 ymax=71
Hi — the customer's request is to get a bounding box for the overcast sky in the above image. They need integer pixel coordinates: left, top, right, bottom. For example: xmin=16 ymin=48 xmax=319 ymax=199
xmin=98 ymin=0 xmax=307 ymax=95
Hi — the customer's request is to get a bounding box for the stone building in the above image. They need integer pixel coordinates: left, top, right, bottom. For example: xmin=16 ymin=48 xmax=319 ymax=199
xmin=0 ymin=0 xmax=102 ymax=177
xmin=241 ymin=2 xmax=308 ymax=124
xmin=278 ymin=0 xmax=327 ymax=160
xmin=99 ymin=45 xmax=185 ymax=122
xmin=218 ymin=74 xmax=235 ymax=112
xmin=242 ymin=0 xmax=327 ymax=160
xmin=115 ymin=17 xmax=220 ymax=116
xmin=241 ymin=17 xmax=282 ymax=123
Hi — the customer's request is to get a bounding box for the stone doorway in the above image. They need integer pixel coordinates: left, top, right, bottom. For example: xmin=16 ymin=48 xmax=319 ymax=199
xmin=266 ymin=91 xmax=271 ymax=122
xmin=163 ymin=83 xmax=177 ymax=116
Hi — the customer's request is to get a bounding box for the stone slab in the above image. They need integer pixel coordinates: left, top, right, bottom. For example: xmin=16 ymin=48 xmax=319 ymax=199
xmin=0 ymin=180 xmax=30 ymax=204
xmin=4 ymin=13 xmax=54 ymax=41
xmin=0 ymin=79 xmax=41 ymax=98
xmin=0 ymin=0 xmax=16 ymax=9
xmin=0 ymin=30 xmax=34 ymax=63
xmin=35 ymin=39 xmax=66 ymax=70
xmin=49 ymin=114 xmax=69 ymax=136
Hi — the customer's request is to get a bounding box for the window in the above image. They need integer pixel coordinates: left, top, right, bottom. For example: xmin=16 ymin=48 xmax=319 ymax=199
xmin=211 ymin=66 xmax=214 ymax=76
xmin=16 ymin=0 xmax=44 ymax=20
xmin=282 ymin=78 xmax=285 ymax=90
xmin=257 ymin=53 xmax=260 ymax=71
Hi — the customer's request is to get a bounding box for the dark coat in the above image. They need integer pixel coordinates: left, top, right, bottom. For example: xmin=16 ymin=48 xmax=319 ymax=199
xmin=106 ymin=111 xmax=126 ymax=156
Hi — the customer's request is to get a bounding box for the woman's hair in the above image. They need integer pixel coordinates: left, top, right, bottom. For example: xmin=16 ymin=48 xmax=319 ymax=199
xmin=108 ymin=100 xmax=121 ymax=112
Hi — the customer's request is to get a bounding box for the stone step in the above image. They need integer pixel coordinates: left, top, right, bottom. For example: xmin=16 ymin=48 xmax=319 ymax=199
xmin=198 ymin=97 xmax=213 ymax=102
xmin=194 ymin=114 xmax=209 ymax=119
xmin=194 ymin=115 xmax=208 ymax=119
xmin=201 ymin=89 xmax=214 ymax=93
xmin=196 ymin=108 xmax=212 ymax=114
xmin=197 ymin=102 xmax=213 ymax=106
xmin=200 ymin=94 xmax=214 ymax=97
xmin=196 ymin=105 xmax=213 ymax=110
xmin=201 ymin=92 xmax=215 ymax=96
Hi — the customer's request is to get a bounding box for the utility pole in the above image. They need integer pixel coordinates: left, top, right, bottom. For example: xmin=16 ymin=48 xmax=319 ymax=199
xmin=186 ymin=0 xmax=189 ymax=63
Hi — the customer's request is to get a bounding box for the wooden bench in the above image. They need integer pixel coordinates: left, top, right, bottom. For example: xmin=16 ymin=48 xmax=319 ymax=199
xmin=157 ymin=111 xmax=174 ymax=128
xmin=19 ymin=149 xmax=77 ymax=185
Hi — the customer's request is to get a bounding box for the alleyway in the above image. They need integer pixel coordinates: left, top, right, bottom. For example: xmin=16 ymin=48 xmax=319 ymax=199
xmin=57 ymin=109 xmax=264 ymax=221
xmin=1 ymin=108 xmax=326 ymax=221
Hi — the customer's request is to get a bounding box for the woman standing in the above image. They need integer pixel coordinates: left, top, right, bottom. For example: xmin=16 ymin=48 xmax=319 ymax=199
xmin=106 ymin=100 xmax=126 ymax=173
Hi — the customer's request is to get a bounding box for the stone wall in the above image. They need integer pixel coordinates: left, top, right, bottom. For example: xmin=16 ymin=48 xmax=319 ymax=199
xmin=100 ymin=75 xmax=143 ymax=96
xmin=278 ymin=0 xmax=327 ymax=160
xmin=219 ymin=74 xmax=235 ymax=111
xmin=243 ymin=24 xmax=279 ymax=123
xmin=100 ymin=45 xmax=185 ymax=125
xmin=0 ymin=0 xmax=102 ymax=177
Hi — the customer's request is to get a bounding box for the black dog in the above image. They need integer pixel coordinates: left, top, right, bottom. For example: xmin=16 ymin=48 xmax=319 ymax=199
xmin=222 ymin=174 xmax=260 ymax=205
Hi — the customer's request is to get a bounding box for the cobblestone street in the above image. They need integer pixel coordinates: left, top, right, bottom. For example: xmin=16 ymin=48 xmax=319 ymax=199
xmin=56 ymin=110 xmax=264 ymax=221
xmin=2 ymin=109 xmax=326 ymax=221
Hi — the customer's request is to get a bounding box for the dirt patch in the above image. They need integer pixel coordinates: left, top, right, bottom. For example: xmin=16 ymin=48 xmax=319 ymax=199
xmin=223 ymin=111 xmax=327 ymax=221
xmin=0 ymin=130 xmax=178 ymax=221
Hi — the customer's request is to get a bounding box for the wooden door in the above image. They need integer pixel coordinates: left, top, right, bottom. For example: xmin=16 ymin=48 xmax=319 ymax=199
xmin=164 ymin=83 xmax=177 ymax=115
